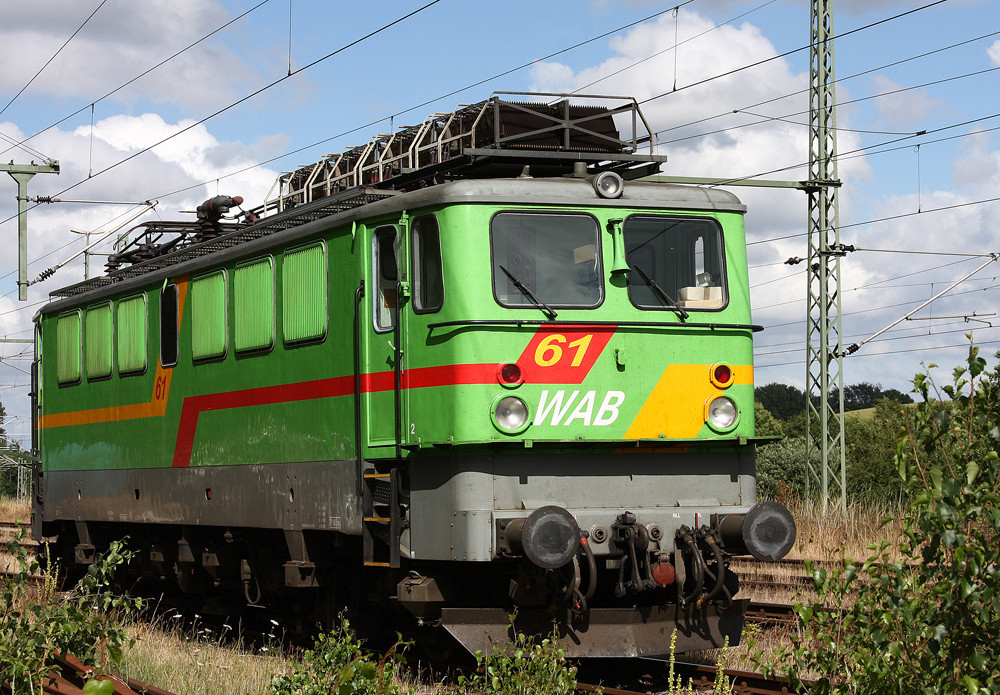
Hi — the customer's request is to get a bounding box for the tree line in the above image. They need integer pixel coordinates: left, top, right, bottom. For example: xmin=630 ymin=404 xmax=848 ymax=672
xmin=754 ymin=381 xmax=915 ymax=503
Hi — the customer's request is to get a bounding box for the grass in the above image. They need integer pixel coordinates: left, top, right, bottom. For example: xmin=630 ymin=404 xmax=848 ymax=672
xmin=117 ymin=614 xmax=294 ymax=695
xmin=0 ymin=495 xmax=30 ymax=523
xmin=782 ymin=496 xmax=906 ymax=563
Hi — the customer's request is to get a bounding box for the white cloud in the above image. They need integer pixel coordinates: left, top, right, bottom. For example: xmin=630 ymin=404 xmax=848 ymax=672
xmin=869 ymin=75 xmax=944 ymax=129
xmin=953 ymin=131 xmax=1000 ymax=193
xmin=0 ymin=114 xmax=281 ymax=285
xmin=0 ymin=0 xmax=264 ymax=108
xmin=989 ymin=40 xmax=1000 ymax=66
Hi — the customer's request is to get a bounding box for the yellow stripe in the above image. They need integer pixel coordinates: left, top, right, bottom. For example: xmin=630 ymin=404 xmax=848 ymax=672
xmin=39 ymin=278 xmax=189 ymax=429
xmin=624 ymin=364 xmax=752 ymax=440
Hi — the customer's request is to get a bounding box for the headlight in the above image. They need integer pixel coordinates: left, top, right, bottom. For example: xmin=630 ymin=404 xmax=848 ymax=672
xmin=494 ymin=395 xmax=529 ymax=432
xmin=706 ymin=396 xmax=738 ymax=430
xmin=592 ymin=171 xmax=624 ymax=199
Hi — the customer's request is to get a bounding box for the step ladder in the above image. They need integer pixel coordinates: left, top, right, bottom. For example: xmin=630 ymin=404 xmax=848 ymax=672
xmin=362 ymin=467 xmax=403 ymax=568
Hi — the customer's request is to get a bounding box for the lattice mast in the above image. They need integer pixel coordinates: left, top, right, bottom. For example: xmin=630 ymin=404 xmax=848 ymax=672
xmin=805 ymin=0 xmax=846 ymax=510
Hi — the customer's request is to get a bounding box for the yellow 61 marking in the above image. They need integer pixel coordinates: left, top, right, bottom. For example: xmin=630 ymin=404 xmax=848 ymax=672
xmin=534 ymin=334 xmax=594 ymax=368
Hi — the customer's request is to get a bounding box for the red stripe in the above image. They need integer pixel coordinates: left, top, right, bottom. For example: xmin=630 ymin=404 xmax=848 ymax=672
xmin=172 ymin=375 xmax=355 ymax=468
xmin=171 ymin=325 xmax=618 ymax=468
xmin=171 ymin=364 xmax=496 ymax=468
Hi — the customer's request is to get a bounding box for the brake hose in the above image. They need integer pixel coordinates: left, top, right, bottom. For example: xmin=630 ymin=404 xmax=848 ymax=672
xmin=680 ymin=534 xmax=704 ymax=604
xmin=703 ymin=534 xmax=726 ymax=601
xmin=580 ymin=536 xmax=597 ymax=602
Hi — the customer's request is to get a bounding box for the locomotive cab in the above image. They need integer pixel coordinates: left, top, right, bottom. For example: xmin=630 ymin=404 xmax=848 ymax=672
xmin=359 ymin=176 xmax=795 ymax=655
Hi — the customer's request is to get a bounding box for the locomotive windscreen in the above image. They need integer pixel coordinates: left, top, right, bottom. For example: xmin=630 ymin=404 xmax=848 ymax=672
xmin=490 ymin=211 xmax=603 ymax=309
xmin=624 ymin=216 xmax=727 ymax=310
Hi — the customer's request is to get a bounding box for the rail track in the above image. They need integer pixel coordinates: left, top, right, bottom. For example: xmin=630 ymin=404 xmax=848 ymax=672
xmin=575 ymin=655 xmax=814 ymax=695
xmin=0 ymin=653 xmax=178 ymax=695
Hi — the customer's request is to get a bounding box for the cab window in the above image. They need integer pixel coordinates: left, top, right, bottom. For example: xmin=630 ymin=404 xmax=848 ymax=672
xmin=372 ymin=225 xmax=398 ymax=332
xmin=411 ymin=215 xmax=443 ymax=313
xmin=624 ymin=216 xmax=726 ymax=310
xmin=490 ymin=212 xmax=602 ymax=309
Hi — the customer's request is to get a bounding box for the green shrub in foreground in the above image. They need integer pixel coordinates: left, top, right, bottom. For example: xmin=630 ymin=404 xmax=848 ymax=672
xmin=458 ymin=628 xmax=577 ymax=695
xmin=269 ymin=618 xmax=409 ymax=695
xmin=0 ymin=534 xmax=141 ymax=692
xmin=754 ymin=346 xmax=1000 ymax=694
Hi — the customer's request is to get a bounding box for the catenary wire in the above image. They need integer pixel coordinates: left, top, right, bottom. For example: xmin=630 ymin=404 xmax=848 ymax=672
xmin=636 ymin=0 xmax=948 ymax=107
xmin=656 ymin=29 xmax=1000 ymax=138
xmin=0 ymin=3 xmax=685 ymax=313
xmin=568 ymin=0 xmax=777 ymax=95
xmin=657 ymin=64 xmax=1000 ymax=147
xmin=0 ymin=0 xmax=108 ymax=139
xmin=0 ymin=0 xmax=275 ymax=160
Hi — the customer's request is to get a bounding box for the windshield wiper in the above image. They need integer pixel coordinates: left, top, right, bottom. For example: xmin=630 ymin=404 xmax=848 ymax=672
xmin=633 ymin=265 xmax=688 ymax=321
xmin=498 ymin=264 xmax=558 ymax=321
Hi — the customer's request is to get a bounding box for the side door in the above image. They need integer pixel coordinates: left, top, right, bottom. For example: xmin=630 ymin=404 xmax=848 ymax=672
xmin=403 ymin=214 xmax=444 ymax=446
xmin=364 ymin=222 xmax=405 ymax=452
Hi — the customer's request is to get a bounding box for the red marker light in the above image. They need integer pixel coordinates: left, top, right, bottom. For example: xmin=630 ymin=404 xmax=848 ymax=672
xmin=499 ymin=363 xmax=522 ymax=384
xmin=711 ymin=364 xmax=734 ymax=388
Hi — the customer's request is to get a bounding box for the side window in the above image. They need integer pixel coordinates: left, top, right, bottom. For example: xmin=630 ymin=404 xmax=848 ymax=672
xmin=85 ymin=303 xmax=112 ymax=380
xmin=234 ymin=257 xmax=275 ymax=353
xmin=191 ymin=270 xmax=228 ymax=361
xmin=411 ymin=215 xmax=443 ymax=313
xmin=118 ymin=294 xmax=148 ymax=375
xmin=282 ymin=243 xmax=327 ymax=344
xmin=372 ymin=225 xmax=398 ymax=332
xmin=160 ymin=285 xmax=178 ymax=368
xmin=56 ymin=311 xmax=82 ymax=385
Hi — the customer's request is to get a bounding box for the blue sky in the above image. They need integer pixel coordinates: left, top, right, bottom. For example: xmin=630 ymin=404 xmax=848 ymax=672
xmin=0 ymin=0 xmax=998 ymax=444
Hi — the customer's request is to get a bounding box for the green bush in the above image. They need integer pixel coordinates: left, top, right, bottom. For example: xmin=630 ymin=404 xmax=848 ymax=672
xmin=0 ymin=534 xmax=141 ymax=691
xmin=458 ymin=628 xmax=577 ymax=695
xmin=269 ymin=618 xmax=409 ymax=695
xmin=756 ymin=346 xmax=1000 ymax=693
xmin=844 ymin=398 xmax=908 ymax=502
xmin=755 ymin=435 xmax=810 ymax=500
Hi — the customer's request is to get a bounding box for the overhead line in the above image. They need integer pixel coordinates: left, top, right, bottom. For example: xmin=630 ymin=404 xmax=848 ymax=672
xmin=755 ymin=323 xmax=1000 ymax=358
xmin=0 ymin=0 xmax=444 ymax=231
xmin=655 ymin=28 xmax=1000 ymax=138
xmin=755 ymin=335 xmax=1000 ymax=369
xmin=569 ymin=0 xmax=775 ymax=95
xmin=761 ymin=319 xmax=1000 ymax=355
xmin=637 ymin=0 xmax=948 ymax=107
xmin=102 ymin=5 xmax=683 ymax=207
xmin=754 ymin=279 xmax=999 ymax=319
xmin=747 ymin=193 xmax=1000 ymax=247
xmin=0 ymin=0 xmax=274 ymax=160
xmin=677 ymin=110 xmax=1000 ymax=191
xmin=659 ymin=65 xmax=1000 ymax=147
xmin=0 ymin=0 xmax=108 ymax=121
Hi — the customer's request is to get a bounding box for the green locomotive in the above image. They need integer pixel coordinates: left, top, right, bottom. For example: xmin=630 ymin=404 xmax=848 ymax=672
xmin=32 ymin=94 xmax=794 ymax=657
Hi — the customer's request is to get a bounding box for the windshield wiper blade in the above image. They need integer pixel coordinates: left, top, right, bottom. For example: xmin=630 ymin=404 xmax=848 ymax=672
xmin=498 ymin=264 xmax=558 ymax=320
xmin=633 ymin=265 xmax=688 ymax=321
